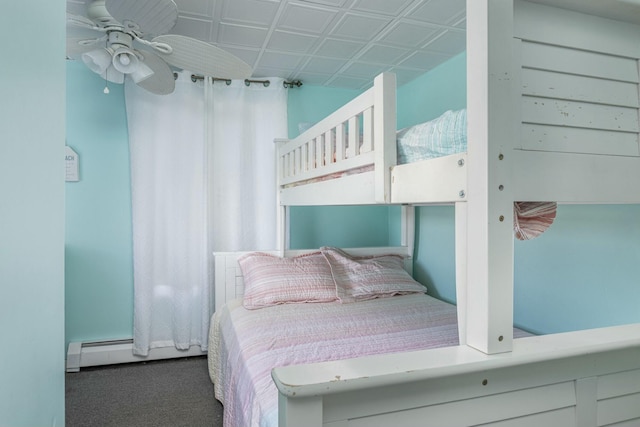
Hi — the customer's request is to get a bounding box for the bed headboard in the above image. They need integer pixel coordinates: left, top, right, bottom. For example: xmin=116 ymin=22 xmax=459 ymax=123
xmin=213 ymin=247 xmax=413 ymax=312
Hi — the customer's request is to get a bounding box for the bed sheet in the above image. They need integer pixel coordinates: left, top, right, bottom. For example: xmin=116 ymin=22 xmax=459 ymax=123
xmin=208 ymin=294 xmax=530 ymax=427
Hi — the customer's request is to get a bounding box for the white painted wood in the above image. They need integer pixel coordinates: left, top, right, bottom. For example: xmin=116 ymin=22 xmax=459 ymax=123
xmin=455 ymin=202 xmax=468 ymax=346
xmin=522 ymin=97 xmax=638 ymax=133
xmin=515 ymin=0 xmax=640 ymax=60
xmin=400 ymin=205 xmax=415 ymax=259
xmin=519 ymin=41 xmax=639 ymax=84
xmin=521 ymin=68 xmax=639 ymax=108
xmin=521 ymin=124 xmax=640 ymax=157
xmin=598 ymin=393 xmax=640 ymax=427
xmin=271 ymin=324 xmax=640 ymax=426
xmin=597 ymin=369 xmax=640 ymax=399
xmin=390 ymin=153 xmax=467 ymax=204
xmin=280 ymin=171 xmax=376 ymax=206
xmin=66 ymin=342 xmax=82 ymax=372
xmin=373 ymin=72 xmax=396 ymax=203
xmin=278 ymin=395 xmax=323 ymax=427
xmin=512 ymin=150 xmax=640 ymax=203
xmin=466 ymin=0 xmax=516 ymax=355
xmin=576 ymin=377 xmax=598 ymax=427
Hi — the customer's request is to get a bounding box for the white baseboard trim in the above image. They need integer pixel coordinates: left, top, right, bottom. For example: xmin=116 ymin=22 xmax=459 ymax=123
xmin=66 ymin=339 xmax=207 ymax=372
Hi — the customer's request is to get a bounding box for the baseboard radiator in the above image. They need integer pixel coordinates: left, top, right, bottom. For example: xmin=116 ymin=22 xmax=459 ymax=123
xmin=66 ymin=339 xmax=207 ymax=372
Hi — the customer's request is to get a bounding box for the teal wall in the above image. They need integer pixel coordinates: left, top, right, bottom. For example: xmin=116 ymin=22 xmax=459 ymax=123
xmin=0 ymin=2 xmax=66 ymax=425
xmin=65 ymin=61 xmax=134 ymax=348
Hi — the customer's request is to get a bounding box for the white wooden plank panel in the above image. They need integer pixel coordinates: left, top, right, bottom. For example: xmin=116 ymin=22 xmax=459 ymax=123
xmin=455 ymin=202 xmax=468 ymax=346
xmin=279 ymin=395 xmax=323 ymax=427
xmin=373 ymin=72 xmax=396 ymax=204
xmin=336 ymin=123 xmax=345 ymax=161
xmin=521 ymin=68 xmax=639 ymax=108
xmin=601 ymin=419 xmax=640 ymax=427
xmin=347 ymin=116 xmax=359 ymax=158
xmin=361 ymin=108 xmax=373 ymax=153
xmin=477 ymin=407 xmax=575 ymax=427
xmin=512 ymin=150 xmax=640 ymax=203
xmin=520 ymin=41 xmax=638 ymax=83
xmin=522 ymin=97 xmax=639 ymax=133
xmin=597 ymin=369 xmax=640 ymax=400
xmin=576 ymin=377 xmax=598 ymax=427
xmin=521 ymin=124 xmax=640 ymax=156
xmin=280 ymin=171 xmax=377 ymax=206
xmin=597 ymin=393 xmax=640 ymax=426
xmin=515 ymin=0 xmax=640 ymax=61
xmin=390 ymin=153 xmax=467 ymax=204
xmin=345 ymin=382 xmax=576 ymax=427
xmin=325 ymin=131 xmax=333 ymax=165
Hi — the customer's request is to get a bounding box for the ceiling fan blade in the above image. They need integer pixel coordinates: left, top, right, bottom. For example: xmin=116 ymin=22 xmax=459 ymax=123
xmin=135 ymin=49 xmax=176 ymax=95
xmin=105 ymin=0 xmax=178 ymax=37
xmin=151 ymin=35 xmax=253 ymax=80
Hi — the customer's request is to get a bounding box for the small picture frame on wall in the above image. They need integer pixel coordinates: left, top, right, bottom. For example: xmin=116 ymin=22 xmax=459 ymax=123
xmin=65 ymin=145 xmax=79 ymax=182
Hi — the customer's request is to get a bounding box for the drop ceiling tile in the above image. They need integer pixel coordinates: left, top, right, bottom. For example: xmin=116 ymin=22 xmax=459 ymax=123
xmin=221 ymin=0 xmax=280 ymax=26
xmin=267 ymin=30 xmax=319 ymax=54
xmin=252 ymin=65 xmax=297 ymax=79
xmin=216 ymin=45 xmax=261 ymax=68
xmin=358 ymin=44 xmax=410 ymax=64
xmin=314 ymin=38 xmax=366 ymax=59
xmin=352 ymin=0 xmax=414 ymax=16
xmin=423 ymin=30 xmax=465 ymax=55
xmin=259 ymin=51 xmax=306 ymax=69
xmin=174 ymin=0 xmax=214 ymax=17
xmin=301 ymin=57 xmax=349 ymax=74
xmin=218 ymin=22 xmax=270 ymax=48
xmin=379 ymin=21 xmax=439 ymax=48
xmin=297 ymin=0 xmax=349 ymax=7
xmin=278 ymin=3 xmax=339 ymax=34
xmin=330 ymin=13 xmax=393 ymax=41
xmin=290 ymin=71 xmax=334 ymax=86
xmin=172 ymin=16 xmax=213 ymax=41
xmin=410 ymin=0 xmax=466 ymax=26
xmin=341 ymin=62 xmax=387 ymax=78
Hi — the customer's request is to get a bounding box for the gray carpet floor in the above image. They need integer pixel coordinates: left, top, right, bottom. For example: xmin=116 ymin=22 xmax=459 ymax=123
xmin=66 ymin=356 xmax=223 ymax=427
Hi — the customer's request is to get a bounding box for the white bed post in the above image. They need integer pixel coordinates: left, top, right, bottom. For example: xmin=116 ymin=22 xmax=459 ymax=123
xmin=455 ymin=202 xmax=468 ymax=346
xmin=401 ymin=205 xmax=415 ymax=258
xmin=275 ymin=138 xmax=289 ymax=254
xmin=373 ymin=72 xmax=397 ymax=203
xmin=466 ymin=0 xmax=516 ymax=354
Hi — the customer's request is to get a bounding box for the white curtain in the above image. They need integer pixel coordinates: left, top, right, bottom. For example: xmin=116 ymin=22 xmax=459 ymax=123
xmin=126 ymin=71 xmax=287 ymax=356
xmin=206 ymin=77 xmax=287 ymax=252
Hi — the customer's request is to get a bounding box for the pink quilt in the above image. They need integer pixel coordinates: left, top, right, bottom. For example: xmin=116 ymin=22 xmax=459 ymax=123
xmin=208 ymin=294 xmax=529 ymax=427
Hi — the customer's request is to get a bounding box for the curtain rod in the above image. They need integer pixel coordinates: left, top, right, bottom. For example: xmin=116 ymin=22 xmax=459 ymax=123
xmin=190 ymin=74 xmax=302 ymax=89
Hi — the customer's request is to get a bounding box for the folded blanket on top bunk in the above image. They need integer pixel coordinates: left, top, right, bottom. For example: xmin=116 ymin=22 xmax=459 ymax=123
xmin=397 ymin=109 xmax=557 ymax=240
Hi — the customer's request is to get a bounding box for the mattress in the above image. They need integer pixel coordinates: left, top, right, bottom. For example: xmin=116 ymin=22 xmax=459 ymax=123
xmin=208 ymin=293 xmax=531 ymax=427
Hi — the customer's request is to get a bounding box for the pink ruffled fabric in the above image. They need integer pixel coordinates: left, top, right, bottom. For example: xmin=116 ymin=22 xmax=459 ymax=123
xmin=513 ymin=202 xmax=557 ymax=240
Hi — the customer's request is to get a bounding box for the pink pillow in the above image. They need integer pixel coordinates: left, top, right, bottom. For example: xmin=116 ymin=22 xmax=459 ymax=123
xmin=321 ymin=247 xmax=426 ymax=303
xmin=238 ymin=252 xmax=338 ymax=309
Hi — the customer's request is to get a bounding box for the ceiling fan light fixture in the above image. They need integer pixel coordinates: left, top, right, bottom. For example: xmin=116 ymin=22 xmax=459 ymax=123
xmin=130 ymin=60 xmax=155 ymax=83
xmin=82 ymin=48 xmax=112 ymax=74
xmin=100 ymin=65 xmax=125 ymax=84
xmin=112 ymin=47 xmax=139 ymax=74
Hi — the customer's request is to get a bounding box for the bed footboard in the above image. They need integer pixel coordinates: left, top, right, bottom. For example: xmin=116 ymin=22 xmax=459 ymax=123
xmin=273 ymin=324 xmax=640 ymax=427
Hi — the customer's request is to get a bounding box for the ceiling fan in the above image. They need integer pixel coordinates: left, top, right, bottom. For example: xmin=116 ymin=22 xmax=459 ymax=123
xmin=67 ymin=0 xmax=253 ymax=95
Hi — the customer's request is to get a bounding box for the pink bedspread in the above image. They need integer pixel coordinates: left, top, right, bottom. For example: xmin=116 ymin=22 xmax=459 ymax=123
xmin=209 ymin=294 xmax=531 ymax=427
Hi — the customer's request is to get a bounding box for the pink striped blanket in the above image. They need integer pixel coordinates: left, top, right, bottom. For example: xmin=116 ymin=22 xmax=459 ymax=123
xmin=208 ymin=294 xmax=529 ymax=427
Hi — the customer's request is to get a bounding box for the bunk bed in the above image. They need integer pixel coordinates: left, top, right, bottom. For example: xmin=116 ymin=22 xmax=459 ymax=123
xmin=208 ymin=0 xmax=640 ymax=426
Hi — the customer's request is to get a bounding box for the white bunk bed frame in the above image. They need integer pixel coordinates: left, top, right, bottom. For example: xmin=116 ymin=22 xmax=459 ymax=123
xmin=215 ymin=1 xmax=640 ymax=425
